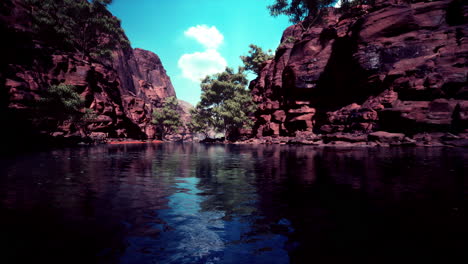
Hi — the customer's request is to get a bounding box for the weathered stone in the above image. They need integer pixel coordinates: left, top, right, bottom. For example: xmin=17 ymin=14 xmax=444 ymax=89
xmin=368 ymin=131 xmax=405 ymax=143
xmin=89 ymin=132 xmax=107 ymax=142
xmin=290 ymin=113 xmax=315 ymax=131
xmin=444 ymin=139 xmax=468 ymax=148
xmin=323 ymin=133 xmax=368 ymax=143
xmin=270 ymin=122 xmax=281 ymax=135
xmin=295 ymin=131 xmax=318 ymax=141
xmin=251 ymin=0 xmax=468 ymax=137
xmin=260 ymin=114 xmax=272 ymax=123
xmin=288 ymin=106 xmax=316 ymax=114
xmin=272 ymin=110 xmax=287 ymax=123
xmin=0 ymin=1 xmax=179 ymax=141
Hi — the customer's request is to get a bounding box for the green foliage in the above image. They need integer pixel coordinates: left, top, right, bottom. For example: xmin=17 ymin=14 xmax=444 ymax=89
xmin=39 ymin=84 xmax=84 ymax=121
xmin=240 ymin=44 xmax=273 ymax=77
xmin=188 ymin=107 xmax=210 ymax=137
xmin=268 ymin=0 xmax=375 ymax=25
xmin=82 ymin=108 xmax=98 ymax=122
xmin=268 ymin=0 xmax=335 ymax=24
xmin=152 ymin=96 xmax=182 ymax=139
xmin=277 ymin=35 xmax=298 ymax=50
xmin=191 ymin=67 xmax=256 ymax=140
xmin=26 ymin=0 xmax=130 ymax=59
xmin=285 ymin=36 xmax=298 ymax=44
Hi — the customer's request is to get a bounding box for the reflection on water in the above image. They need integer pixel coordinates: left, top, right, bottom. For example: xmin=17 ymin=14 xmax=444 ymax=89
xmin=0 ymin=144 xmax=467 ymax=264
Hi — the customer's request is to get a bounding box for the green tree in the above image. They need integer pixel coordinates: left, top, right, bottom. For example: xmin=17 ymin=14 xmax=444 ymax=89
xmin=38 ymin=83 xmax=84 ymax=122
xmin=188 ymin=107 xmax=210 ymax=138
xmin=191 ymin=67 xmax=256 ymax=141
xmin=268 ymin=0 xmax=374 ymax=25
xmin=26 ymin=0 xmax=130 ymax=59
xmin=152 ymin=96 xmax=182 ymax=140
xmin=240 ymin=44 xmax=274 ymax=77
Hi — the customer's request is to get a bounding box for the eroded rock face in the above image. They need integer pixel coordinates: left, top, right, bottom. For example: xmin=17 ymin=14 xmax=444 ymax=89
xmin=251 ymin=0 xmax=467 ymax=137
xmin=110 ymin=47 xmax=178 ymax=139
xmin=133 ymin=48 xmax=176 ymax=101
xmin=0 ymin=0 xmax=178 ymax=142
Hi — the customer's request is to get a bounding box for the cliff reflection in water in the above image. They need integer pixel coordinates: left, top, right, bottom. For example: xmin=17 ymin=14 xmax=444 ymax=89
xmin=0 ymin=144 xmax=466 ymax=264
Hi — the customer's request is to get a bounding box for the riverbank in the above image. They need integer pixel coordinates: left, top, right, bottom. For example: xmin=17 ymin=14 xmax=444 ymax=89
xmin=235 ymin=131 xmax=468 ymax=148
xmin=3 ymin=131 xmax=466 ymax=157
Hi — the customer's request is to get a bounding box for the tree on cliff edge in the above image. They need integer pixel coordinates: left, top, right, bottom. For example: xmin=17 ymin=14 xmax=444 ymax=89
xmin=152 ymin=96 xmax=182 ymax=140
xmin=240 ymin=44 xmax=273 ymax=77
xmin=190 ymin=68 xmax=256 ymax=141
xmin=26 ymin=0 xmax=130 ymax=59
xmin=268 ymin=0 xmax=374 ymax=24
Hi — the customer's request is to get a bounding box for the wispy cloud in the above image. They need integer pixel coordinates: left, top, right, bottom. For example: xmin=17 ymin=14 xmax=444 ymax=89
xmin=178 ymin=25 xmax=227 ymax=83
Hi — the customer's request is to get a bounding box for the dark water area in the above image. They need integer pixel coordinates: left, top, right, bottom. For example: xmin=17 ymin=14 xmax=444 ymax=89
xmin=0 ymin=144 xmax=467 ymax=264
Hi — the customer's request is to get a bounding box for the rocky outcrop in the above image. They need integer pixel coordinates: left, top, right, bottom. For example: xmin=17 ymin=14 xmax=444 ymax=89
xmin=177 ymin=100 xmax=194 ymax=125
xmin=112 ymin=48 xmax=177 ymax=139
xmin=251 ymin=0 xmax=467 ymax=139
xmin=0 ymin=0 xmax=178 ymax=146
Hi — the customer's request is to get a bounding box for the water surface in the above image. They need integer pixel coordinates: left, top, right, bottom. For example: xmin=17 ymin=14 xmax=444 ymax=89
xmin=0 ymin=144 xmax=467 ymax=263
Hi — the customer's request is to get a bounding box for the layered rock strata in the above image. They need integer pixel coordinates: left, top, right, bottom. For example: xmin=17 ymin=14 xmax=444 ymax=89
xmin=0 ymin=0 xmax=177 ymax=145
xmin=251 ymin=0 xmax=467 ymax=139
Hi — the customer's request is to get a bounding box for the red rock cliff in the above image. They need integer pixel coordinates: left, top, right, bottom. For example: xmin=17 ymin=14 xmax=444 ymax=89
xmin=0 ymin=0 xmax=177 ymax=145
xmin=251 ymin=0 xmax=467 ymax=137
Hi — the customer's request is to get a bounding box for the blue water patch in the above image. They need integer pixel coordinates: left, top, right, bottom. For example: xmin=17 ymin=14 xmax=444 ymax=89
xmin=119 ymin=177 xmax=290 ymax=264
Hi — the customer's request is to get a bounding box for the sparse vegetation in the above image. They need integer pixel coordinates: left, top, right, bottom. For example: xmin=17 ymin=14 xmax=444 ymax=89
xmin=278 ymin=36 xmax=298 ymax=50
xmin=240 ymin=44 xmax=274 ymax=77
xmin=268 ymin=0 xmax=376 ymax=27
xmin=38 ymin=84 xmax=84 ymax=121
xmin=26 ymin=0 xmax=130 ymax=59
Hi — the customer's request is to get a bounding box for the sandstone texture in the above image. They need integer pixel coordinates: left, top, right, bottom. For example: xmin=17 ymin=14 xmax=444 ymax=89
xmin=251 ymin=0 xmax=467 ymax=143
xmin=0 ymin=0 xmax=178 ymax=145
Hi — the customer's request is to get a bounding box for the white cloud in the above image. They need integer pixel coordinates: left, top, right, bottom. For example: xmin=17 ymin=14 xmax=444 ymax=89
xmin=178 ymin=49 xmax=227 ymax=82
xmin=184 ymin=25 xmax=224 ymax=49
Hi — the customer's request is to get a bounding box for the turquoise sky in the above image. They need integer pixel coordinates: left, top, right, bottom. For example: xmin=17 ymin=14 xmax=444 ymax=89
xmin=108 ymin=0 xmax=291 ymax=106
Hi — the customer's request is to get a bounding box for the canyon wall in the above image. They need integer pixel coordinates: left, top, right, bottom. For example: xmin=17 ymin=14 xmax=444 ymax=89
xmin=251 ymin=0 xmax=467 ymax=139
xmin=0 ymin=0 xmax=178 ymax=147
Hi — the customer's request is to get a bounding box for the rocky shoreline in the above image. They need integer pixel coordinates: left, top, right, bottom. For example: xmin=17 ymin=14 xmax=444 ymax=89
xmin=2 ymin=131 xmax=465 ymax=155
xmin=236 ymin=131 xmax=468 ymax=147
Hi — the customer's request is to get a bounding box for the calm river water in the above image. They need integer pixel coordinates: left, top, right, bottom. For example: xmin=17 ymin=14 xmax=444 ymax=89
xmin=0 ymin=143 xmax=467 ymax=264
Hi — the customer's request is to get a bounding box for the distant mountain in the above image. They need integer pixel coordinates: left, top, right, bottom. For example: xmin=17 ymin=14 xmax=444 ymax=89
xmin=177 ymin=99 xmax=194 ymax=125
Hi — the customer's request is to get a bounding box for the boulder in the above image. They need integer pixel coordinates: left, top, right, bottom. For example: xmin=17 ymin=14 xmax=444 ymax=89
xmin=288 ymin=106 xmax=316 ymax=114
xmin=272 ymin=110 xmax=287 ymax=123
xmin=368 ymin=131 xmax=405 ymax=143
xmin=323 ymin=133 xmax=368 ymax=143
